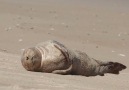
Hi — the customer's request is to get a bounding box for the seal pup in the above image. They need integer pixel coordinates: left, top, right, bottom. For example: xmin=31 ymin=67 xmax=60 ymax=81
xmin=21 ymin=40 xmax=126 ymax=76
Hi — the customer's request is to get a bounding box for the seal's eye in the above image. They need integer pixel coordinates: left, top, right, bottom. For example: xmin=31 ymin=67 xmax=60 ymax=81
xmin=26 ymin=57 xmax=29 ymax=60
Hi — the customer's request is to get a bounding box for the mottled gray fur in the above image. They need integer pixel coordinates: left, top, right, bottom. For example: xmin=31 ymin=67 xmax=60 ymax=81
xmin=21 ymin=40 xmax=126 ymax=76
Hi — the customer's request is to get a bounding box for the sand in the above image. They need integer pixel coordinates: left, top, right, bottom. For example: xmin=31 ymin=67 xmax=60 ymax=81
xmin=0 ymin=0 xmax=129 ymax=90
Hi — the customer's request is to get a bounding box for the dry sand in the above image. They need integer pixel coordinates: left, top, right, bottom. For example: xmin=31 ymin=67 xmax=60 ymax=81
xmin=0 ymin=0 xmax=129 ymax=90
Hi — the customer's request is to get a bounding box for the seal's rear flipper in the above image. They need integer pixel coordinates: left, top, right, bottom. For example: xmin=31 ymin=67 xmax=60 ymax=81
xmin=97 ymin=62 xmax=127 ymax=75
xmin=106 ymin=62 xmax=126 ymax=74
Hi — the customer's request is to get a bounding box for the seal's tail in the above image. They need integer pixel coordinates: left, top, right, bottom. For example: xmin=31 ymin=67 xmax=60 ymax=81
xmin=96 ymin=61 xmax=127 ymax=76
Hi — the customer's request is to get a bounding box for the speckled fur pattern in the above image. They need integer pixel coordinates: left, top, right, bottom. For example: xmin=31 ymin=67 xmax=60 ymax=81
xmin=21 ymin=40 xmax=127 ymax=76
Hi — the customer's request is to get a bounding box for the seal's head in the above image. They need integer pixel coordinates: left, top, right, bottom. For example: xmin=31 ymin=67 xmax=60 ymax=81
xmin=21 ymin=47 xmax=42 ymax=72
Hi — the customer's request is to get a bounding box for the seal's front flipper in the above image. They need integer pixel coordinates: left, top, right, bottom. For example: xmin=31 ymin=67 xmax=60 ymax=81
xmin=52 ymin=64 xmax=72 ymax=75
xmin=53 ymin=41 xmax=70 ymax=62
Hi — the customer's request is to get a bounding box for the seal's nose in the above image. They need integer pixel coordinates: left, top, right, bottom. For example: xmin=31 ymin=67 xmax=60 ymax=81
xmin=26 ymin=57 xmax=29 ymax=60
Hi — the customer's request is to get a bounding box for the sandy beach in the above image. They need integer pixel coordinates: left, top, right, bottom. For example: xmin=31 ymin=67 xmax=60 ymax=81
xmin=0 ymin=0 xmax=129 ymax=90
